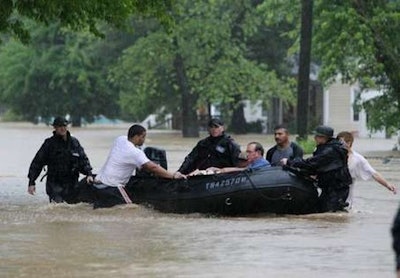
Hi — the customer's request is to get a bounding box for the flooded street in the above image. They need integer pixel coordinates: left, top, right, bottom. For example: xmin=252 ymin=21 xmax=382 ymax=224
xmin=1 ymin=123 xmax=399 ymax=277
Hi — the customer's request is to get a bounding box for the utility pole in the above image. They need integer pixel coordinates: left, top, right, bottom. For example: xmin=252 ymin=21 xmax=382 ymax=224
xmin=296 ymin=0 xmax=313 ymax=140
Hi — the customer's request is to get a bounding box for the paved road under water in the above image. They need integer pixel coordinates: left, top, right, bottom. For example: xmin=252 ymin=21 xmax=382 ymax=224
xmin=0 ymin=123 xmax=399 ymax=277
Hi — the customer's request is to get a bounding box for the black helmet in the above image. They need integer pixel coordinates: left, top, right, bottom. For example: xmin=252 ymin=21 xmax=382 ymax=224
xmin=52 ymin=116 xmax=69 ymax=127
xmin=312 ymin=125 xmax=334 ymax=138
xmin=207 ymin=118 xmax=224 ymax=128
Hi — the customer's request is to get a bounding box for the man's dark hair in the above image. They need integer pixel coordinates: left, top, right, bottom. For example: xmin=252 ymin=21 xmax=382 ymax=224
xmin=274 ymin=124 xmax=289 ymax=133
xmin=249 ymin=141 xmax=265 ymax=156
xmin=127 ymin=124 xmax=146 ymax=139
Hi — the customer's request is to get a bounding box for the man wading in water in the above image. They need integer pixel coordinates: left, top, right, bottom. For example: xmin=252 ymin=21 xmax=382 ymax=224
xmin=27 ymin=116 xmax=94 ymax=203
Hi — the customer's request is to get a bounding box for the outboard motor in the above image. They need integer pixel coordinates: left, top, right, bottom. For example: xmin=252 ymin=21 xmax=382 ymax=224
xmin=136 ymin=146 xmax=168 ymax=177
xmin=144 ymin=147 xmax=167 ymax=169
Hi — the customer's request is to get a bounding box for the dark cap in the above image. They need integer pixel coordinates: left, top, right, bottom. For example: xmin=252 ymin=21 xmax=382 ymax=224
xmin=312 ymin=125 xmax=334 ymax=138
xmin=208 ymin=118 xmax=224 ymax=128
xmin=52 ymin=116 xmax=69 ymax=127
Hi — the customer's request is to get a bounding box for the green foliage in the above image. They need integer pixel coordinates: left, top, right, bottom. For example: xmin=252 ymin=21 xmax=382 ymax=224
xmin=0 ymin=23 xmax=120 ymax=124
xmin=296 ymin=137 xmax=315 ymax=155
xmin=110 ymin=0 xmax=295 ymax=123
xmin=259 ymin=0 xmax=400 ymax=133
xmin=0 ymin=109 xmax=24 ymax=122
xmin=0 ymin=0 xmax=175 ymax=43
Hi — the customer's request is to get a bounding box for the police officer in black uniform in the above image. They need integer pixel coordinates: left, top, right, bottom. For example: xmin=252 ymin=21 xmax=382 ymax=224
xmin=282 ymin=125 xmax=352 ymax=212
xmin=175 ymin=118 xmax=242 ymax=175
xmin=27 ymin=117 xmax=94 ymax=203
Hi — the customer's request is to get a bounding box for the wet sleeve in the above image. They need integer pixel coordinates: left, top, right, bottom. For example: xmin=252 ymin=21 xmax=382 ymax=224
xmin=287 ymin=157 xmax=315 ymax=174
xmin=27 ymin=140 xmax=49 ymax=185
xmin=358 ymin=155 xmax=376 ymax=180
xmin=229 ymin=141 xmax=241 ymax=166
xmin=300 ymin=147 xmax=336 ymax=170
xmin=75 ymin=139 xmax=93 ymax=176
xmin=177 ymin=145 xmax=199 ymax=174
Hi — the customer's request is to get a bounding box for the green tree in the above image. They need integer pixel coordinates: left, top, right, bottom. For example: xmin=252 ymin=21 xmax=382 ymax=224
xmin=111 ymin=0 xmax=294 ymax=137
xmin=314 ymin=1 xmax=400 ymax=134
xmin=260 ymin=0 xmax=400 ymax=134
xmin=0 ymin=0 xmax=174 ymax=43
xmin=0 ymin=24 xmax=119 ymax=125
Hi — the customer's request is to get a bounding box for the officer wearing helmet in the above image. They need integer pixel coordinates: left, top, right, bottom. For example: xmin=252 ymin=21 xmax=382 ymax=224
xmin=27 ymin=116 xmax=93 ymax=203
xmin=175 ymin=118 xmax=242 ymax=175
xmin=281 ymin=125 xmax=352 ymax=212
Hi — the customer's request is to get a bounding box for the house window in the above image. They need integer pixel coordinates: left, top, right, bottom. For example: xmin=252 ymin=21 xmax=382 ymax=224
xmin=352 ymin=89 xmax=361 ymax=122
xmin=353 ymin=107 xmax=360 ymax=121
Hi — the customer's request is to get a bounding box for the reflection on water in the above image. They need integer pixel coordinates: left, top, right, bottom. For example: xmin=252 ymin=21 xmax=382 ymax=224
xmin=0 ymin=124 xmax=399 ymax=277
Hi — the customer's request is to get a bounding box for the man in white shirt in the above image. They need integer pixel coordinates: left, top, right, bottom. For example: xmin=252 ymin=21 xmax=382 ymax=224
xmin=336 ymin=131 xmax=396 ymax=208
xmin=94 ymin=124 xmax=185 ymax=208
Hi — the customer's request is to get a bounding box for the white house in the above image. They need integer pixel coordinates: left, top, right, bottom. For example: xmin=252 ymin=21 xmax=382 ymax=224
xmin=323 ymin=81 xmax=385 ymax=138
xmin=210 ymin=100 xmax=268 ymax=132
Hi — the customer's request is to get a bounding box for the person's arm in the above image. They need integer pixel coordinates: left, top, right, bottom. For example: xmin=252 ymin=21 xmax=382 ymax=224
xmin=142 ymin=161 xmax=186 ymax=179
xmin=372 ymin=172 xmax=397 ymax=194
xmin=206 ymin=166 xmax=245 ymax=174
xmin=227 ymin=139 xmax=241 ymax=166
xmin=76 ymin=141 xmax=93 ymax=176
xmin=219 ymin=167 xmax=245 ymax=173
xmin=357 ymin=152 xmax=397 ymax=194
xmin=72 ymin=138 xmax=94 ymax=183
xmin=27 ymin=140 xmax=49 ymax=195
xmin=177 ymin=144 xmax=200 ymax=174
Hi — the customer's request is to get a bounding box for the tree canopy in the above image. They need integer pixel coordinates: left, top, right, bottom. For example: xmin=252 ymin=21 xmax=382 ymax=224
xmin=110 ymin=0 xmax=295 ymax=136
xmin=260 ymin=0 xmax=400 ymax=134
xmin=0 ymin=24 xmax=122 ymax=125
xmin=0 ymin=0 xmax=174 ymax=43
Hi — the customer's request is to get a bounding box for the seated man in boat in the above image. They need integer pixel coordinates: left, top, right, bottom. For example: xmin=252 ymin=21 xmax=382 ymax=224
xmin=266 ymin=124 xmax=304 ymax=166
xmin=281 ymin=125 xmax=352 ymax=213
xmin=92 ymin=124 xmax=186 ymax=208
xmin=201 ymin=141 xmax=271 ymax=175
xmin=175 ymin=118 xmax=242 ymax=176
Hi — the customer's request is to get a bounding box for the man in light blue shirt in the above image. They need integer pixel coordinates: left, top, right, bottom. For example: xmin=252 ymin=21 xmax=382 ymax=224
xmin=246 ymin=141 xmax=271 ymax=170
xmin=206 ymin=141 xmax=270 ymax=174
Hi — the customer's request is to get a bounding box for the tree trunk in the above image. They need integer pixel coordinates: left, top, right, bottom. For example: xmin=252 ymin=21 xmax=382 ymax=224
xmin=296 ymin=0 xmax=313 ymax=140
xmin=173 ymin=51 xmax=199 ymax=138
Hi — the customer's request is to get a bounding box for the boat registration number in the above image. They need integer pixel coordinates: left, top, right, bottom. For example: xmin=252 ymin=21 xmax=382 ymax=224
xmin=205 ymin=176 xmax=247 ymax=190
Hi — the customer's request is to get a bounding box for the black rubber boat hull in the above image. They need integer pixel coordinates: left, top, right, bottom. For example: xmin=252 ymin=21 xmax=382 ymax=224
xmin=125 ymin=167 xmax=319 ymax=215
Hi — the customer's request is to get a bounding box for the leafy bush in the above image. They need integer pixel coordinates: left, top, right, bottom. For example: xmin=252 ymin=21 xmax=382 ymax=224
xmin=296 ymin=137 xmax=316 ymax=155
xmin=0 ymin=109 xmax=24 ymax=122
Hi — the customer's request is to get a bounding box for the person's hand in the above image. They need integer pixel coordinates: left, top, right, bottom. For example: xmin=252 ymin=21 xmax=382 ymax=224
xmin=173 ymin=171 xmax=187 ymax=179
xmin=206 ymin=167 xmax=221 ymax=173
xmin=28 ymin=185 xmax=36 ymax=195
xmin=86 ymin=175 xmax=94 ymax=184
xmin=388 ymin=183 xmax=397 ymax=194
xmin=280 ymin=158 xmax=288 ymax=165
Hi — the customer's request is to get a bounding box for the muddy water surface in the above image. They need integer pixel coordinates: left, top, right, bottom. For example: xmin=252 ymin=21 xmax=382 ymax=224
xmin=1 ymin=123 xmax=399 ymax=277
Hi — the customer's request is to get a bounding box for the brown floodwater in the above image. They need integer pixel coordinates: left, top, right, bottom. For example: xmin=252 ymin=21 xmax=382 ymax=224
xmin=1 ymin=123 xmax=399 ymax=277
